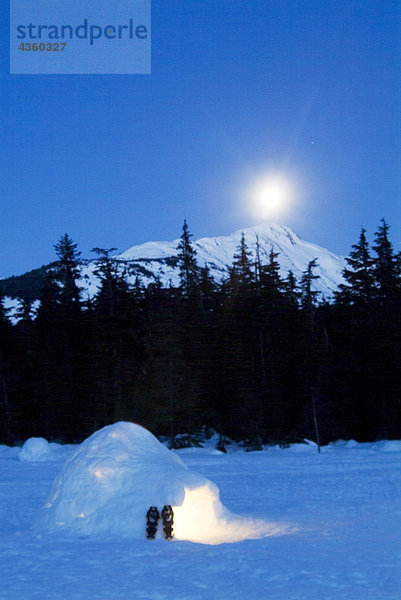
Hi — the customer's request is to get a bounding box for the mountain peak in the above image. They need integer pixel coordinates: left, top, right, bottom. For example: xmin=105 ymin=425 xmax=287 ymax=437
xmin=82 ymin=222 xmax=345 ymax=299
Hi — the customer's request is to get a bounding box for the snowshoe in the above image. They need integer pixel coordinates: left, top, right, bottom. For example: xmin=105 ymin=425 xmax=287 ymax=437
xmin=161 ymin=504 xmax=174 ymax=540
xmin=146 ymin=506 xmax=160 ymax=539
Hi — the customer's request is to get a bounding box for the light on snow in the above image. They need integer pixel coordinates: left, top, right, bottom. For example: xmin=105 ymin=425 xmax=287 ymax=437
xmin=173 ymin=484 xmax=292 ymax=545
xmin=172 ymin=485 xmax=222 ymax=542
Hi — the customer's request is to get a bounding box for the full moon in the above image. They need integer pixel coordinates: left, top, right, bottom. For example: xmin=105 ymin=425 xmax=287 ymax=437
xmin=249 ymin=175 xmax=292 ymax=221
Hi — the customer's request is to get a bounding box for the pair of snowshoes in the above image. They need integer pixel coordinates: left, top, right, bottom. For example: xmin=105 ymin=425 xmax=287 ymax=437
xmin=146 ymin=505 xmax=174 ymax=540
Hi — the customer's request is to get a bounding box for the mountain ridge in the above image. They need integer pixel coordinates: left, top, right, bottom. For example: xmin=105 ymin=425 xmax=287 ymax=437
xmin=2 ymin=223 xmax=346 ymax=306
xmin=82 ymin=222 xmax=346 ymax=299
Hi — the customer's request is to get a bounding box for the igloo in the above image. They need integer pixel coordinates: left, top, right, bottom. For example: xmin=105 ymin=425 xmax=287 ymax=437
xmin=37 ymin=422 xmax=285 ymax=544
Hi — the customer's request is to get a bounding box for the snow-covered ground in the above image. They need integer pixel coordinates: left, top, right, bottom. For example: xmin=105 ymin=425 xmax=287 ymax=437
xmin=0 ymin=434 xmax=400 ymax=600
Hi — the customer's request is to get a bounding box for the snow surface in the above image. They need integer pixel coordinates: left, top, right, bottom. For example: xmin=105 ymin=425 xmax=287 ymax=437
xmin=2 ymin=297 xmax=40 ymax=325
xmin=0 ymin=432 xmax=400 ymax=599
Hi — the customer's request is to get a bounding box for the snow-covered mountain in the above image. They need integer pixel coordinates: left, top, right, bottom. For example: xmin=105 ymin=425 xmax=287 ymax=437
xmin=82 ymin=223 xmax=346 ymax=300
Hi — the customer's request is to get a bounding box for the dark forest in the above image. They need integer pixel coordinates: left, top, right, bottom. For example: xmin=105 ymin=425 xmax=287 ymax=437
xmin=1 ymin=219 xmax=400 ymax=448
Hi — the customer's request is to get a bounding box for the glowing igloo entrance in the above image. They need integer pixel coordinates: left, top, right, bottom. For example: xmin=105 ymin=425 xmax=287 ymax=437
xmin=37 ymin=422 xmax=286 ymax=544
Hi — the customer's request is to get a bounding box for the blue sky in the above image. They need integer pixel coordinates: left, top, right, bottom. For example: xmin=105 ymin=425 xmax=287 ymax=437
xmin=1 ymin=0 xmax=400 ymax=278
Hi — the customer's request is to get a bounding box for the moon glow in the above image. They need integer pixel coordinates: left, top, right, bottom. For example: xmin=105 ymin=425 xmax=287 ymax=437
xmin=249 ymin=175 xmax=292 ymax=221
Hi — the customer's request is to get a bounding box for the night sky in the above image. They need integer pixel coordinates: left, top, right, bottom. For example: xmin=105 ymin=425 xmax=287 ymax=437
xmin=1 ymin=0 xmax=400 ymax=278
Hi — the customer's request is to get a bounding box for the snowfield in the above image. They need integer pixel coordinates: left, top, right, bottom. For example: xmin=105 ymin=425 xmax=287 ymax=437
xmin=0 ymin=429 xmax=400 ymax=600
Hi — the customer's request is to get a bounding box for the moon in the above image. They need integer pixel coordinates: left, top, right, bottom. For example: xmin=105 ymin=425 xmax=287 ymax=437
xmin=249 ymin=175 xmax=292 ymax=221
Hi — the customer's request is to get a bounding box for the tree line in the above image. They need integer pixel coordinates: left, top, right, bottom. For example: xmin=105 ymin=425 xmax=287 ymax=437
xmin=0 ymin=219 xmax=400 ymax=447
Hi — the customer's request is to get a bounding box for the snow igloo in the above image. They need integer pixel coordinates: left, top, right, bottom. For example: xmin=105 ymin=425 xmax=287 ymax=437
xmin=37 ymin=422 xmax=280 ymax=544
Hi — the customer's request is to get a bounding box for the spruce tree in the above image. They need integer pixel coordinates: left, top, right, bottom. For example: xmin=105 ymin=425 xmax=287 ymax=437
xmin=92 ymin=248 xmax=120 ymax=316
xmin=300 ymin=258 xmax=320 ymax=313
xmin=53 ymin=233 xmax=82 ymax=306
xmin=230 ymin=232 xmax=253 ymax=287
xmin=254 ymin=234 xmax=262 ymax=283
xmin=12 ymin=297 xmax=42 ymax=440
xmin=91 ymin=247 xmax=143 ymax=429
xmin=372 ymin=219 xmax=401 ymax=305
xmin=370 ymin=220 xmax=401 ymax=437
xmin=298 ymin=260 xmax=335 ymax=445
xmin=282 ymin=270 xmax=301 ymax=307
xmin=259 ymin=247 xmax=284 ymax=303
xmin=135 ymin=284 xmax=189 ymax=438
xmin=176 ymin=220 xmax=200 ymax=297
xmin=34 ymin=235 xmax=88 ymax=441
xmin=221 ymin=234 xmax=262 ymax=442
xmin=198 ymin=264 xmax=218 ymax=315
xmin=336 ymin=228 xmax=374 ymax=305
xmin=330 ymin=221 xmax=401 ymax=441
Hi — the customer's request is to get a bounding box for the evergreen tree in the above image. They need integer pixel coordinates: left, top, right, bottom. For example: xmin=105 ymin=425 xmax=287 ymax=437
xmin=331 ymin=229 xmax=375 ymax=439
xmin=176 ymin=220 xmax=200 ymax=297
xmin=90 ymin=247 xmax=144 ymax=430
xmin=92 ymin=248 xmax=120 ymax=316
xmin=336 ymin=228 xmax=374 ymax=305
xmin=370 ymin=220 xmax=401 ymax=437
xmin=36 ymin=271 xmax=61 ymax=320
xmin=230 ymin=232 xmax=253 ymax=287
xmin=331 ymin=221 xmax=401 ymax=441
xmin=259 ymin=248 xmax=284 ymax=302
xmin=198 ymin=264 xmax=218 ymax=315
xmin=298 ymin=260 xmax=336 ymax=445
xmin=220 ymin=235 xmax=263 ymax=442
xmin=53 ymin=233 xmax=82 ymax=306
xmin=254 ymin=234 xmax=262 ymax=283
xmin=372 ymin=219 xmax=401 ymax=305
xmin=34 ymin=235 xmax=88 ymax=441
xmin=282 ymin=270 xmax=301 ymax=307
xmin=196 ymin=265 xmax=223 ymax=429
xmin=300 ymin=259 xmax=320 ymax=313
xmin=11 ymin=297 xmax=42 ymax=440
xmin=133 ymin=284 xmax=190 ymax=437
xmin=176 ymin=223 xmax=213 ymax=433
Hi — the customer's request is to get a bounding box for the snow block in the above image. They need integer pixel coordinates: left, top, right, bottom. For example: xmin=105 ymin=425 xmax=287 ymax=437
xmin=19 ymin=437 xmax=52 ymax=462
